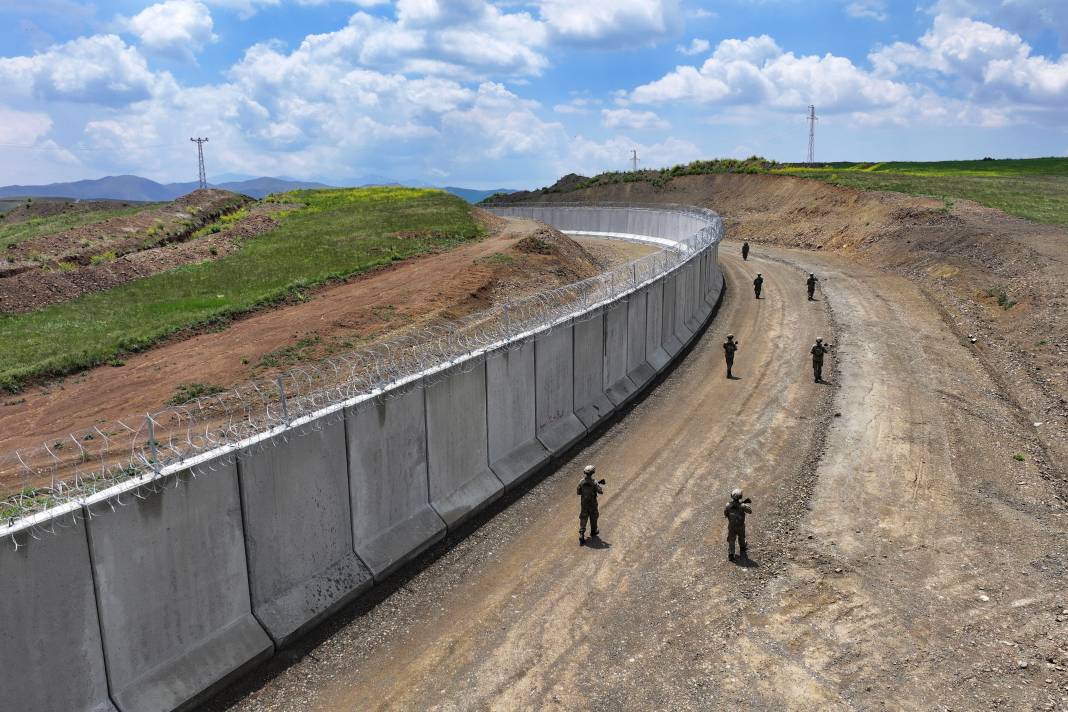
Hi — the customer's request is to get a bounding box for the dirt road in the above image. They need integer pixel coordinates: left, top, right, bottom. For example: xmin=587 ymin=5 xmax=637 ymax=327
xmin=210 ymin=245 xmax=1067 ymax=712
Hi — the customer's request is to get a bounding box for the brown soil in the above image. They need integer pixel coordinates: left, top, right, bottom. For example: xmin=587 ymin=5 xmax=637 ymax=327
xmin=209 ymin=246 xmax=1066 ymax=712
xmin=196 ymin=176 xmax=1066 ymax=712
xmin=0 ymin=189 xmax=250 ymax=311
xmin=0 ymin=218 xmax=626 ymax=495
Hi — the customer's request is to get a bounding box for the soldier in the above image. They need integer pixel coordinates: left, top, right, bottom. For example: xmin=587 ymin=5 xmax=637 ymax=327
xmin=753 ymin=273 xmax=764 ymax=299
xmin=811 ymin=336 xmax=832 ymax=383
xmin=577 ymin=465 xmax=604 ymax=545
xmin=806 ymin=273 xmax=818 ymax=301
xmin=724 ymin=488 xmax=752 ymax=561
xmin=741 ymin=241 xmax=750 ymax=261
xmin=723 ymin=333 xmax=739 ymax=379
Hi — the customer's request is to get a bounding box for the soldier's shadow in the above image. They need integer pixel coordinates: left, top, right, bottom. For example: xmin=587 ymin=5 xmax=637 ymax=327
xmin=733 ymin=554 xmax=760 ymax=569
xmin=585 ymin=536 xmax=611 ymax=550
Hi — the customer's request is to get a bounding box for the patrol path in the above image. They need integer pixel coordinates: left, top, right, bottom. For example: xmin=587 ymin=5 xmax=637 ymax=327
xmin=212 ymin=246 xmax=1066 ymax=711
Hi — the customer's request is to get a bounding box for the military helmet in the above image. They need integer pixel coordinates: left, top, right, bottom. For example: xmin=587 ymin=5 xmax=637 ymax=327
xmin=816 ymin=336 xmax=823 ymax=342
xmin=727 ymin=333 xmax=734 ymax=339
xmin=731 ymin=488 xmax=743 ymax=500
xmin=583 ymin=465 xmax=596 ymax=475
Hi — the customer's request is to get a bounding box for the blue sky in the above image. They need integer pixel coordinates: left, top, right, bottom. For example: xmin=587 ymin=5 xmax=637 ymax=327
xmin=1 ymin=0 xmax=1066 ymax=189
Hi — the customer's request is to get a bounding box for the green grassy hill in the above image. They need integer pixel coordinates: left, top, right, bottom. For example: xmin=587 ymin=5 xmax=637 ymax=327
xmin=774 ymin=157 xmax=1068 ymax=226
xmin=0 ymin=187 xmax=483 ymax=391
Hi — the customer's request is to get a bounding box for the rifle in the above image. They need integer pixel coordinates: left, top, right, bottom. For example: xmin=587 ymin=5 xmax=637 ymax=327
xmin=742 ymin=497 xmax=752 ymax=504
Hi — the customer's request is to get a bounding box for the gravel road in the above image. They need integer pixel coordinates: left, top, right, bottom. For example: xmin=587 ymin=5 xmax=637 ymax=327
xmin=206 ymin=245 xmax=1067 ymax=712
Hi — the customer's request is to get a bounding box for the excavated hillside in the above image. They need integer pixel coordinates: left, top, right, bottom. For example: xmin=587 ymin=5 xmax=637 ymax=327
xmin=492 ymin=173 xmax=1068 ymax=497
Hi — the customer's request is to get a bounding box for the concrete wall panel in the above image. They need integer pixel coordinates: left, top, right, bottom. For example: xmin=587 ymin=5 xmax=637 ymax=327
xmin=573 ymin=309 xmax=614 ymax=428
xmin=1 ymin=519 xmax=116 ymax=712
xmin=626 ymin=289 xmax=655 ymax=389
xmin=603 ymin=300 xmax=637 ymax=406
xmin=238 ymin=418 xmax=371 ymax=645
xmin=347 ymin=382 xmax=445 ymax=581
xmin=425 ymin=361 xmax=504 ymax=528
xmin=661 ymin=273 xmax=683 ymax=356
xmin=674 ymin=266 xmax=695 ymax=345
xmin=534 ymin=324 xmax=586 ymax=454
xmin=487 ymin=341 xmax=549 ymax=489
xmin=86 ymin=463 xmax=272 ymax=712
xmin=644 ymin=280 xmax=670 ymax=371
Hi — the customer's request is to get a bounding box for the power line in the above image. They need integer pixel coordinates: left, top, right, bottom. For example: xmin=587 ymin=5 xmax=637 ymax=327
xmin=190 ymin=137 xmax=208 ymax=190
xmin=806 ymin=105 xmax=818 ymax=165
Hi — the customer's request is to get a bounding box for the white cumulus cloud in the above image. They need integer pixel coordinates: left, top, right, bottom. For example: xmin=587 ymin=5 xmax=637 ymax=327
xmin=601 ymin=107 xmax=669 ymax=129
xmin=677 ymin=38 xmax=710 ymax=55
xmin=0 ymin=34 xmax=164 ymax=106
xmin=870 ymin=14 xmax=1068 ymax=109
xmin=123 ymin=0 xmax=217 ymax=62
xmin=631 ymin=34 xmax=911 ymax=113
xmin=540 ymin=0 xmax=683 ymax=47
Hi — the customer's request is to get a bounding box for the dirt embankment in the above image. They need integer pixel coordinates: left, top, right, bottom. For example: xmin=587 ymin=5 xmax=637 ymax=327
xmin=493 ymin=173 xmax=1068 ymax=495
xmin=0 ymin=216 xmax=609 ymax=495
xmin=0 ymin=189 xmax=256 ymax=312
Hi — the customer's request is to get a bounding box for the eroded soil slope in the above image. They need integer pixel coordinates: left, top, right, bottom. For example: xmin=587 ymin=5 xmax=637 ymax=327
xmin=0 ymin=189 xmax=258 ymax=312
xmin=0 ymin=217 xmax=636 ymax=496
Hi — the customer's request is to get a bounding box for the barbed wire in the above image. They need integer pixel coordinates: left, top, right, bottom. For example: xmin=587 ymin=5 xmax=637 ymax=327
xmin=0 ymin=203 xmax=722 ymax=533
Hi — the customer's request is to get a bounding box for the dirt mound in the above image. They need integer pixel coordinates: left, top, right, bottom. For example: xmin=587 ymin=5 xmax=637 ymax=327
xmin=0 ymin=189 xmax=256 ymax=312
xmin=0 ymin=203 xmax=288 ymax=312
xmin=503 ymin=171 xmax=1068 ymax=493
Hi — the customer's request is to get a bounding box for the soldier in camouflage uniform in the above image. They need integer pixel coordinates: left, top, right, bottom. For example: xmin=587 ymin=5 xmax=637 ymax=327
xmin=577 ymin=465 xmax=603 ymax=545
xmin=811 ymin=336 xmax=831 ymax=383
xmin=724 ymin=488 xmax=752 ymax=561
xmin=753 ymin=273 xmax=764 ymax=299
xmin=741 ymin=241 xmax=750 ymax=261
xmin=806 ymin=273 xmax=818 ymax=301
xmin=723 ymin=333 xmax=739 ymax=379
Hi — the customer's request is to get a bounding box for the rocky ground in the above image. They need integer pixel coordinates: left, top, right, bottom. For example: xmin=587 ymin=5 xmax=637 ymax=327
xmin=196 ymin=175 xmax=1066 ymax=711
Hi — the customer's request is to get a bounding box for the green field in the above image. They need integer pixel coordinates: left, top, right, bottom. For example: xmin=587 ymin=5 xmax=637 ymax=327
xmin=0 ymin=187 xmax=483 ymax=391
xmin=775 ymin=158 xmax=1068 ymax=226
xmin=1 ymin=203 xmax=153 ymax=249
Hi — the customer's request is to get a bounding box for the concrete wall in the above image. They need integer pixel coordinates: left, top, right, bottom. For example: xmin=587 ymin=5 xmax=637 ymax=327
xmin=85 ymin=465 xmax=273 ymax=712
xmin=661 ymin=273 xmax=683 ymax=356
xmin=346 ymin=381 xmax=445 ymax=581
xmin=238 ymin=419 xmax=371 ymax=645
xmin=534 ymin=324 xmax=586 ymax=454
xmin=425 ymin=361 xmax=504 ymax=527
xmin=626 ymin=288 xmax=655 ymax=389
xmin=4 ymin=203 xmax=723 ymax=712
xmin=486 ymin=340 xmax=549 ymax=489
xmin=1 ymin=517 xmax=116 ymax=712
xmin=645 ymin=280 xmax=670 ymax=371
xmin=603 ymin=300 xmax=637 ymax=406
xmin=573 ymin=308 xmax=615 ymax=428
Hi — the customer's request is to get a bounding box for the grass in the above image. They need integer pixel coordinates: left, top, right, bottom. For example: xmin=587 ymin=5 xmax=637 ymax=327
xmin=0 ymin=203 xmax=152 ymax=249
xmin=775 ymin=158 xmax=1068 ymax=227
xmin=0 ymin=187 xmax=483 ymax=392
xmin=167 ymin=382 xmax=226 ymax=405
xmin=191 ymin=207 xmax=250 ymax=239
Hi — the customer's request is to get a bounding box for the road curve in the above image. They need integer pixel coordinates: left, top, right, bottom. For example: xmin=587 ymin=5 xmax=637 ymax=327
xmin=212 ymin=246 xmax=835 ymax=711
xmin=212 ymin=242 xmax=1066 ymax=711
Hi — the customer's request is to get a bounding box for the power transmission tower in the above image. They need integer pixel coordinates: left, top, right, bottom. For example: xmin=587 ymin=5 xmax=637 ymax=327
xmin=631 ymin=149 xmax=639 ymax=172
xmin=190 ymin=137 xmax=209 ymax=189
xmin=806 ymin=106 xmax=817 ymax=165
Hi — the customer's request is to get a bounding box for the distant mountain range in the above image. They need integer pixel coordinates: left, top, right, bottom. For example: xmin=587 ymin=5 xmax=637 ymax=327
xmin=0 ymin=175 xmax=518 ymax=203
